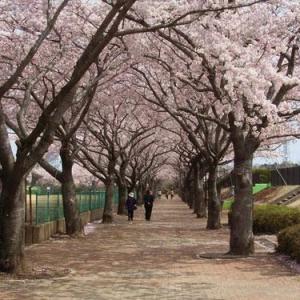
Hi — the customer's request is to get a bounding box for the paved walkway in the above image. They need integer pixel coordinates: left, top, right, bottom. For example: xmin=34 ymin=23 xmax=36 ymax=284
xmin=1 ymin=197 xmax=300 ymax=300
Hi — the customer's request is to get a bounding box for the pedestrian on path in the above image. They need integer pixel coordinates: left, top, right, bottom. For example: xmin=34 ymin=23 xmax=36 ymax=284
xmin=125 ymin=192 xmax=137 ymax=223
xmin=171 ymin=190 xmax=174 ymax=199
xmin=144 ymin=190 xmax=155 ymax=221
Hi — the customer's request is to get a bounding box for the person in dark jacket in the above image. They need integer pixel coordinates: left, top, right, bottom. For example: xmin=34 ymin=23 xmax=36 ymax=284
xmin=144 ymin=190 xmax=154 ymax=221
xmin=125 ymin=192 xmax=137 ymax=223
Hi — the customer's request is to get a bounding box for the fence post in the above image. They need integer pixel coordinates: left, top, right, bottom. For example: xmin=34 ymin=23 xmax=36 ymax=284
xmin=29 ymin=186 xmax=33 ymax=225
xmin=25 ymin=182 xmax=28 ymax=223
xmin=89 ymin=191 xmax=91 ymax=211
xmin=275 ymin=166 xmax=287 ymax=185
xmin=101 ymin=191 xmax=105 ymax=208
xmin=79 ymin=191 xmax=82 ymax=213
xmin=57 ymin=192 xmax=60 ymax=219
xmin=47 ymin=187 xmax=50 ymax=221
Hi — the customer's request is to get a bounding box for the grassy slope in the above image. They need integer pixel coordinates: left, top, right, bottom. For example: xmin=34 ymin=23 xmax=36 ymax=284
xmin=223 ymin=183 xmax=270 ymax=210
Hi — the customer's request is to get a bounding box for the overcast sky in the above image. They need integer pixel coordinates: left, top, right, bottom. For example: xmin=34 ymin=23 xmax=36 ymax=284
xmin=254 ymin=139 xmax=300 ymax=165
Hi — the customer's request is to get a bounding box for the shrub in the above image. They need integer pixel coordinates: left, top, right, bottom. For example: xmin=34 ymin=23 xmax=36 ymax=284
xmin=277 ymin=224 xmax=300 ymax=263
xmin=253 ymin=205 xmax=300 ymax=234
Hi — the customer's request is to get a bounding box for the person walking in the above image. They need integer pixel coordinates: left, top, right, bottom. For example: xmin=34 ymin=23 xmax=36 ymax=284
xmin=144 ymin=190 xmax=154 ymax=221
xmin=171 ymin=190 xmax=174 ymax=200
xmin=125 ymin=192 xmax=137 ymax=223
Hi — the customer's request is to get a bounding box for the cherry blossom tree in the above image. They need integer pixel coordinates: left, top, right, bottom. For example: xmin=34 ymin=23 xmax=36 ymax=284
xmin=130 ymin=57 xmax=232 ymax=228
xmin=0 ymin=0 xmax=150 ymax=273
xmin=184 ymin=2 xmax=300 ymax=255
xmin=0 ymin=0 xmax=281 ymax=273
xmin=0 ymin=0 xmax=71 ymax=273
xmin=114 ymin=112 xmax=160 ymax=214
xmin=125 ymin=0 xmax=300 ymax=252
xmin=145 ymin=0 xmax=300 ymax=253
xmin=37 ymin=38 xmax=130 ymax=234
xmin=77 ymin=88 xmax=168 ymax=221
xmin=128 ymin=138 xmax=171 ymax=204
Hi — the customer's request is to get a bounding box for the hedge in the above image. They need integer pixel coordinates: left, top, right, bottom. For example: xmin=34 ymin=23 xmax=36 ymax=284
xmin=253 ymin=205 xmax=300 ymax=234
xmin=277 ymin=224 xmax=300 ymax=263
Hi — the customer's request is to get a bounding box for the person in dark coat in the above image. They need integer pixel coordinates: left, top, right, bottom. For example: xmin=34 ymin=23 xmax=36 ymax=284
xmin=125 ymin=192 xmax=137 ymax=223
xmin=144 ymin=190 xmax=154 ymax=221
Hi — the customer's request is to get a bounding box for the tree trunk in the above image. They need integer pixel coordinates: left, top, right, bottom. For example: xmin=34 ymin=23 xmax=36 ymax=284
xmin=137 ymin=185 xmax=144 ymax=205
xmin=103 ymin=179 xmax=114 ymax=223
xmin=192 ymin=165 xmax=200 ymax=214
xmin=188 ymin=170 xmax=194 ymax=209
xmin=117 ymin=183 xmax=127 ymax=215
xmin=197 ymin=177 xmax=206 ymax=218
xmin=60 ymin=145 xmax=82 ymax=236
xmin=183 ymin=174 xmax=192 ymax=208
xmin=178 ymin=174 xmax=185 ymax=202
xmin=192 ymin=174 xmax=197 ymax=213
xmin=187 ymin=183 xmax=193 ymax=209
xmin=117 ymin=164 xmax=127 ymax=215
xmin=193 ymin=163 xmax=207 ymax=218
xmin=0 ymin=179 xmax=25 ymax=273
xmin=181 ymin=182 xmax=187 ymax=203
xmin=207 ymin=165 xmax=221 ymax=229
xmin=229 ymin=153 xmax=254 ymax=255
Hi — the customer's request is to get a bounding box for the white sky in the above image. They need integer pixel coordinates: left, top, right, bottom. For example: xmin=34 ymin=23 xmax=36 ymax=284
xmin=254 ymin=139 xmax=300 ymax=165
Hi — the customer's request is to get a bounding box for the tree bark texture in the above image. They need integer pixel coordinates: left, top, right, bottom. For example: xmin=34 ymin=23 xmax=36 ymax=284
xmin=102 ymin=180 xmax=114 ymax=223
xmin=206 ymin=165 xmax=221 ymax=229
xmin=187 ymin=184 xmax=193 ymax=209
xmin=0 ymin=180 xmax=25 ymax=273
xmin=197 ymin=177 xmax=206 ymax=218
xmin=192 ymin=163 xmax=207 ymax=218
xmin=117 ymin=183 xmax=127 ymax=215
xmin=192 ymin=164 xmax=198 ymax=213
xmin=137 ymin=185 xmax=144 ymax=205
xmin=60 ymin=145 xmax=82 ymax=235
xmin=228 ymin=120 xmax=258 ymax=255
xmin=229 ymin=153 xmax=254 ymax=255
xmin=183 ymin=173 xmax=193 ymax=209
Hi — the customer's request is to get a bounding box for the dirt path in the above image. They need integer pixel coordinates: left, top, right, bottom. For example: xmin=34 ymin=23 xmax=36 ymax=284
xmin=1 ymin=197 xmax=300 ymax=300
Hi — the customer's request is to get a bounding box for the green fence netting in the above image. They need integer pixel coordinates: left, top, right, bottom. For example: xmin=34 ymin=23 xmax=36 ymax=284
xmin=26 ymin=189 xmax=119 ymax=225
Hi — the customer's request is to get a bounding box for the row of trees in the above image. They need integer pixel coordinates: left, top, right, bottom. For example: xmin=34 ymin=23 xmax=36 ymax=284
xmin=127 ymin=0 xmax=300 ymax=255
xmin=0 ymin=0 xmax=230 ymax=273
xmin=0 ymin=0 xmax=299 ymax=273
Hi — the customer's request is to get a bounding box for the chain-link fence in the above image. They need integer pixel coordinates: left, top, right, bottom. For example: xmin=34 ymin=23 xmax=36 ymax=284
xmin=25 ymin=189 xmax=119 ymax=225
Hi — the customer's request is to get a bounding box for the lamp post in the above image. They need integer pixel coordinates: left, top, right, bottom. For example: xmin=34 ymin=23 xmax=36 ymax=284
xmin=26 ymin=173 xmax=33 ymax=225
xmin=46 ymin=186 xmax=51 ymax=221
xmin=89 ymin=181 xmax=92 ymax=211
